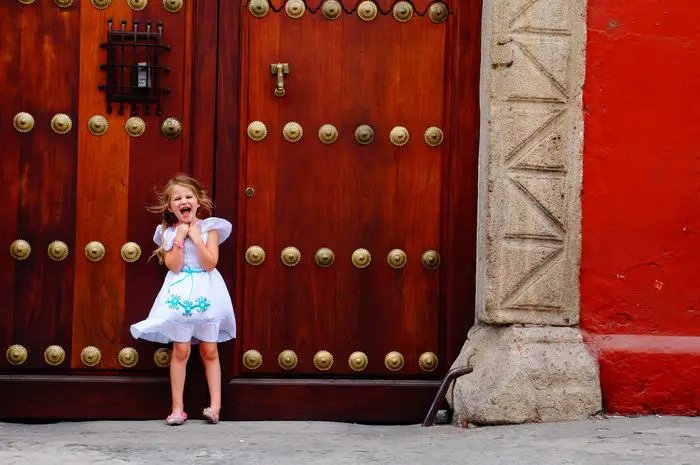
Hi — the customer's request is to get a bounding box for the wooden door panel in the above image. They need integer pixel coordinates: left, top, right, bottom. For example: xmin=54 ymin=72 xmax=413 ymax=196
xmin=268 ymin=11 xmax=343 ymax=372
xmin=392 ymin=7 xmax=447 ymax=365
xmin=121 ymin=0 xmax=193 ymax=372
xmin=0 ymin=1 xmax=19 ymax=371
xmin=334 ymin=12 xmax=445 ymax=376
xmin=240 ymin=7 xmax=448 ymax=377
xmin=73 ymin=1 xmax=133 ymax=370
xmin=239 ymin=11 xmax=282 ymax=371
xmin=334 ymin=10 xmax=410 ymax=376
xmin=243 ymin=10 xmax=344 ymax=374
xmin=0 ymin=2 xmax=80 ymax=371
xmin=2 ymin=1 xmax=216 ymax=374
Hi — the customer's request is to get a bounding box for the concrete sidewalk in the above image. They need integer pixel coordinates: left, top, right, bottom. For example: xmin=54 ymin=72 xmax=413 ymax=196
xmin=1 ymin=415 xmax=699 ymax=464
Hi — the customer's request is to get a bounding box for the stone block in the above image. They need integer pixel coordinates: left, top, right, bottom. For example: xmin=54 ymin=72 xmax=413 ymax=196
xmin=447 ymin=325 xmax=602 ymax=425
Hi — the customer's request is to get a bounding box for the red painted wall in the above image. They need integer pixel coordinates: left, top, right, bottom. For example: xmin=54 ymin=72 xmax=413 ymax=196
xmin=582 ymin=0 xmax=700 ymax=415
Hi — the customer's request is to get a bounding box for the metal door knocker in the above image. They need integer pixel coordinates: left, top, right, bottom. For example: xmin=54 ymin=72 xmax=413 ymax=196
xmin=271 ymin=63 xmax=289 ymax=97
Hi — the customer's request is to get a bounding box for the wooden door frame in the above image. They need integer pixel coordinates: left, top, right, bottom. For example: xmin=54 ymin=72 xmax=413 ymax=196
xmin=213 ymin=1 xmax=482 ymax=423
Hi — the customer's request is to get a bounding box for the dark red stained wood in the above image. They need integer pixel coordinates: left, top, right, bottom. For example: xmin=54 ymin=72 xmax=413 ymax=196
xmin=411 ymin=1 xmax=429 ymax=12
xmin=235 ymin=4 xmax=468 ymax=380
xmin=335 ymin=13 xmax=445 ymax=376
xmin=121 ymin=0 xmax=190 ymax=370
xmin=73 ymin=3 xmax=132 ymax=369
xmin=239 ymin=11 xmax=281 ymax=373
xmin=0 ymin=373 xmax=438 ymax=424
xmin=258 ymin=2 xmax=434 ymax=18
xmin=333 ymin=11 xmax=409 ymax=376
xmin=283 ymin=11 xmax=343 ymax=373
xmin=0 ymin=0 xmax=477 ymax=426
xmin=180 ymin=0 xmax=196 ymax=171
xmin=242 ymin=11 xmax=338 ymax=374
xmin=215 ymin=0 xmax=244 ymax=375
xmin=236 ymin=5 xmax=452 ymax=378
xmin=392 ymin=10 xmax=445 ymax=371
xmin=189 ymin=0 xmax=220 ymax=184
xmin=224 ymin=379 xmax=439 ymax=423
xmin=374 ymin=0 xmax=395 ymax=12
xmin=261 ymin=2 xmax=446 ymax=18
xmin=6 ymin=2 xmax=80 ymax=370
xmin=0 ymin=1 xmax=20 ymax=370
xmin=257 ymin=11 xmax=342 ymax=375
xmin=291 ymin=1 xmax=437 ymax=14
xmin=0 ymin=375 xmax=172 ymax=419
xmin=441 ymin=0 xmax=481 ymax=366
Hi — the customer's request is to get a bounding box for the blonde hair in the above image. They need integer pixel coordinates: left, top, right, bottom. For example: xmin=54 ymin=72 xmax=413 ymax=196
xmin=147 ymin=174 xmax=214 ymax=263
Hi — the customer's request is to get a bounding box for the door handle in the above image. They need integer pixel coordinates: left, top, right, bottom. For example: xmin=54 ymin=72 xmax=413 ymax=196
xmin=270 ymin=63 xmax=289 ymax=97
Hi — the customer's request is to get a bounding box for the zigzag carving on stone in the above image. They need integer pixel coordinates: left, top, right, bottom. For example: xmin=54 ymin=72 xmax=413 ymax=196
xmin=499 ymin=244 xmax=564 ymax=311
xmin=509 ymin=176 xmax=566 ymax=236
xmin=510 ymin=0 xmax=571 ymax=34
xmin=503 ymin=107 xmax=566 ymax=165
xmin=491 ymin=0 xmax=578 ymax=315
xmin=512 ymin=38 xmax=569 ymax=98
xmin=510 ymin=116 xmax=569 ymax=173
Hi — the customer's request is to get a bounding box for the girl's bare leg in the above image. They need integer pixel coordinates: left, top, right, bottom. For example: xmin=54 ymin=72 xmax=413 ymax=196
xmin=199 ymin=342 xmax=221 ymax=413
xmin=170 ymin=342 xmax=191 ymax=414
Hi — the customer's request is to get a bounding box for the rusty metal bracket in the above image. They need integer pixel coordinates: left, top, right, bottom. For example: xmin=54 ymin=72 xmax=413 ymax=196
xmin=421 ymin=366 xmax=473 ymax=427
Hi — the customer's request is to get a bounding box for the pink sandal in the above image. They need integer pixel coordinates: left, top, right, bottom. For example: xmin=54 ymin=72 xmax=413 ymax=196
xmin=202 ymin=407 xmax=220 ymax=424
xmin=165 ymin=411 xmax=188 ymax=426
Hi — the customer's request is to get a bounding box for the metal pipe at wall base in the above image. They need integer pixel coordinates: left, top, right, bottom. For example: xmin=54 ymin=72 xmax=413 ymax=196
xmin=421 ymin=366 xmax=474 ymax=427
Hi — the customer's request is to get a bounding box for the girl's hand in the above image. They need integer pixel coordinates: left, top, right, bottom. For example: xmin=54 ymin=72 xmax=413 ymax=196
xmin=188 ymin=222 xmax=202 ymax=245
xmin=175 ymin=224 xmax=189 ymax=242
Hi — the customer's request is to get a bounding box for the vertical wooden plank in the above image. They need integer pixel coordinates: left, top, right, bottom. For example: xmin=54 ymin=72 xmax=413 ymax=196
xmin=120 ymin=0 xmax=190 ymax=370
xmin=9 ymin=1 xmax=80 ymax=370
xmin=0 ymin=1 xmax=20 ymax=368
xmin=296 ymin=11 xmax=343 ymax=373
xmin=334 ymin=13 xmax=409 ymax=375
xmin=216 ymin=0 xmax=244 ymax=375
xmin=442 ymin=0 xmax=481 ymax=366
xmin=241 ymin=11 xmax=281 ymax=371
xmin=180 ymin=1 xmax=195 ymax=172
xmin=394 ymin=14 xmax=446 ymax=374
xmin=271 ymin=10 xmax=342 ymax=372
xmin=73 ymin=1 xmax=132 ymax=369
xmin=190 ymin=0 xmax=220 ymax=184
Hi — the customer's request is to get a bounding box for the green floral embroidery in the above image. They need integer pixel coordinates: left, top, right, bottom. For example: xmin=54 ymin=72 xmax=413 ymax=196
xmin=166 ymin=295 xmax=210 ymax=317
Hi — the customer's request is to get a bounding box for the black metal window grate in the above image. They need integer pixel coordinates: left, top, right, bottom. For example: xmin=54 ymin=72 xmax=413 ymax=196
xmin=98 ymin=19 xmax=171 ymax=116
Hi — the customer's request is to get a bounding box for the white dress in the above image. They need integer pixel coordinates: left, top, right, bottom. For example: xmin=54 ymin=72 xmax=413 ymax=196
xmin=130 ymin=217 xmax=237 ymax=345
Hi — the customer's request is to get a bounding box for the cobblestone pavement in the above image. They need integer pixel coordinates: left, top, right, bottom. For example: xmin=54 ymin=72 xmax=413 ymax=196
xmin=1 ymin=415 xmax=699 ymax=464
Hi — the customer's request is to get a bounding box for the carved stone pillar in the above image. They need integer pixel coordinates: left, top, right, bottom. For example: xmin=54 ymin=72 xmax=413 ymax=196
xmin=447 ymin=0 xmax=602 ymax=424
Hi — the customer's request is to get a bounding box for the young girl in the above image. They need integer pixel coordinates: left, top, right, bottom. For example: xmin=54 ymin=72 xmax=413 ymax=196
xmin=130 ymin=174 xmax=236 ymax=426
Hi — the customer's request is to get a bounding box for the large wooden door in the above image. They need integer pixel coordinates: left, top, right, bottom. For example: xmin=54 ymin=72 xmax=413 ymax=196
xmin=215 ymin=0 xmax=481 ymax=422
xmin=0 ymin=0 xmax=479 ymax=424
xmin=242 ymin=1 xmax=446 ymax=376
xmin=0 ymin=0 xmax=221 ymax=420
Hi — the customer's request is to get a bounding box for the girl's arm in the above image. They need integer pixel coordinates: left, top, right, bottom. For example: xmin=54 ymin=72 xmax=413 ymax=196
xmin=163 ymin=246 xmax=185 ymax=272
xmin=164 ymin=224 xmax=188 ymax=272
xmin=191 ymin=227 xmax=219 ymax=271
